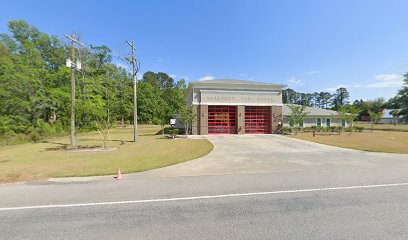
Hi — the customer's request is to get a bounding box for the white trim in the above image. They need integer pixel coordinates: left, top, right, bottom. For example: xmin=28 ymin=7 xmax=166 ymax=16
xmin=199 ymin=102 xmax=283 ymax=106
xmin=200 ymin=89 xmax=280 ymax=94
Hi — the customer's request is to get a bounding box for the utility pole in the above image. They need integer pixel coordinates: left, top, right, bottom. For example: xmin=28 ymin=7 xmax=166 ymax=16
xmin=125 ymin=40 xmax=140 ymax=143
xmin=64 ymin=34 xmax=84 ymax=147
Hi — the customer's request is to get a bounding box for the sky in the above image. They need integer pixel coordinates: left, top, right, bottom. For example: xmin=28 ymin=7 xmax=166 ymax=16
xmin=1 ymin=0 xmax=408 ymax=101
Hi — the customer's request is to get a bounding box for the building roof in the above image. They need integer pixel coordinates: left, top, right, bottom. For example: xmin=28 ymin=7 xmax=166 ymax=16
xmin=188 ymin=79 xmax=286 ymax=89
xmin=283 ymin=104 xmax=340 ymax=117
xmin=381 ymin=109 xmax=402 ymax=119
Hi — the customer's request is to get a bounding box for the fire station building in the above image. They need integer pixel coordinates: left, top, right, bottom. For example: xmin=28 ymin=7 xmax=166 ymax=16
xmin=186 ymin=79 xmax=286 ymax=135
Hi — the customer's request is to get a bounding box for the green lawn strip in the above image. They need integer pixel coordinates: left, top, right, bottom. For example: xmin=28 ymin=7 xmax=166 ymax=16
xmin=355 ymin=123 xmax=408 ymax=132
xmin=290 ymin=131 xmax=408 ymax=154
xmin=0 ymin=125 xmax=213 ymax=183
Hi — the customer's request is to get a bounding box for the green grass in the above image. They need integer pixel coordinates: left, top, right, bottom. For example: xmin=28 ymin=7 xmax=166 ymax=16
xmin=355 ymin=123 xmax=408 ymax=132
xmin=291 ymin=131 xmax=408 ymax=154
xmin=0 ymin=125 xmax=213 ymax=183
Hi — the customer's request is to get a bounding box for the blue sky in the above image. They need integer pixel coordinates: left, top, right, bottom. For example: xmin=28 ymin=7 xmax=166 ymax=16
xmin=1 ymin=0 xmax=408 ymax=101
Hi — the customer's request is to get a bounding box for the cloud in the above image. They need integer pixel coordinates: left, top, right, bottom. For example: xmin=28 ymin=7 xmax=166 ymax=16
xmin=302 ymin=70 xmax=321 ymax=76
xmin=287 ymin=77 xmax=304 ymax=86
xmin=199 ymin=75 xmax=215 ymax=81
xmin=375 ymin=74 xmax=402 ymax=82
xmin=325 ymin=84 xmax=349 ymax=93
xmin=136 ymin=72 xmax=143 ymax=79
xmin=366 ymin=74 xmax=404 ymax=88
xmin=115 ymin=63 xmax=128 ymax=70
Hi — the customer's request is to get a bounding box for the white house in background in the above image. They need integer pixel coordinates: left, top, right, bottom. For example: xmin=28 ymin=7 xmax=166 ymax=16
xmin=379 ymin=109 xmax=405 ymax=124
xmin=282 ymin=104 xmax=347 ymax=128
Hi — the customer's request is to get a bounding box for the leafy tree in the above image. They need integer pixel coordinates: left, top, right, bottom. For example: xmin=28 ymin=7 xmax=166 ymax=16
xmin=320 ymin=92 xmax=332 ymax=109
xmin=287 ymin=105 xmax=309 ymax=134
xmin=396 ymin=73 xmax=408 ymax=120
xmin=179 ymin=104 xmax=197 ymax=135
xmin=332 ymin=87 xmax=350 ymax=110
xmin=369 ymin=110 xmax=383 ymax=132
xmin=338 ymin=105 xmax=359 ymax=135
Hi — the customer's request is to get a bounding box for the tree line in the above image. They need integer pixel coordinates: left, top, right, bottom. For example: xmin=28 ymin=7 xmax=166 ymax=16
xmin=283 ymin=87 xmax=351 ymax=110
xmin=0 ymin=20 xmax=187 ymax=141
xmin=283 ymin=81 xmax=408 ymax=121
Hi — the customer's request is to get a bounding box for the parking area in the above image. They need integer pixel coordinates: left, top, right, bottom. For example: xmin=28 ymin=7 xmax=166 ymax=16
xmin=140 ymin=134 xmax=408 ymax=178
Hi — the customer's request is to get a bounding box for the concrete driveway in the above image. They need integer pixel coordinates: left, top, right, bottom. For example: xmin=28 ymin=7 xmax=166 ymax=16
xmin=139 ymin=134 xmax=408 ymax=178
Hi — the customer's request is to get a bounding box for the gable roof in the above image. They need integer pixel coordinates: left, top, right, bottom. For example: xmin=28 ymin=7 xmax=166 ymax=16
xmin=381 ymin=109 xmax=403 ymax=119
xmin=188 ymin=79 xmax=286 ymax=89
xmin=283 ymin=104 xmax=340 ymax=116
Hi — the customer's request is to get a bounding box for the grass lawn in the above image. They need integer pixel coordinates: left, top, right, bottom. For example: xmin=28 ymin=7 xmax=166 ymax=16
xmin=0 ymin=125 xmax=213 ymax=183
xmin=355 ymin=123 xmax=408 ymax=132
xmin=290 ymin=131 xmax=408 ymax=154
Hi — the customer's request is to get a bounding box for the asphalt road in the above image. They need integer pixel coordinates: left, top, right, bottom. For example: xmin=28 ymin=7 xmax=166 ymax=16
xmin=1 ymin=135 xmax=408 ymax=239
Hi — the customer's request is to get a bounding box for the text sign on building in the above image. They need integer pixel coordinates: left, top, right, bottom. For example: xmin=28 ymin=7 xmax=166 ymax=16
xmin=200 ymin=90 xmax=281 ymax=105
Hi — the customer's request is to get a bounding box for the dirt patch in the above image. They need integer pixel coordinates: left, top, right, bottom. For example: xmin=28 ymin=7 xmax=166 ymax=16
xmin=65 ymin=147 xmax=118 ymax=152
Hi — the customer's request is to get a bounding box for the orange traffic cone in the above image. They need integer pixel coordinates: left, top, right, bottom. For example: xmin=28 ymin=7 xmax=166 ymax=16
xmin=116 ymin=168 xmax=123 ymax=180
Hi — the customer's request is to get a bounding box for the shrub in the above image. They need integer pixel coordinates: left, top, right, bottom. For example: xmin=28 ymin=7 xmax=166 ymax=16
xmin=329 ymin=126 xmax=337 ymax=132
xmin=316 ymin=126 xmax=325 ymax=132
xmin=282 ymin=126 xmax=292 ymax=135
xmin=28 ymin=130 xmax=42 ymax=142
xmin=37 ymin=120 xmax=57 ymax=136
xmin=293 ymin=126 xmax=302 ymax=134
xmin=354 ymin=126 xmax=364 ymax=132
xmin=344 ymin=127 xmax=354 ymax=133
xmin=168 ymin=128 xmax=179 ymax=139
xmin=303 ymin=127 xmax=314 ymax=132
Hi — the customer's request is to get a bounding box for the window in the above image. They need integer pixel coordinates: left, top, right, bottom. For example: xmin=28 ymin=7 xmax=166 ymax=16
xmin=342 ymin=119 xmax=346 ymax=127
xmin=289 ymin=121 xmax=294 ymax=127
xmin=326 ymin=118 xmax=331 ymax=127
xmin=316 ymin=118 xmax=322 ymax=127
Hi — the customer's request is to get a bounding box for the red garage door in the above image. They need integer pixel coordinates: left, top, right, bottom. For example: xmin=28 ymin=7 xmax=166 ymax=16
xmin=208 ymin=106 xmax=237 ymax=134
xmin=245 ymin=106 xmax=271 ymax=134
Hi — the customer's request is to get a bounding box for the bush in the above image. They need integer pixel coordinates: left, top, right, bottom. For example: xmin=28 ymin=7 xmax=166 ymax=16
xmin=168 ymin=128 xmax=179 ymax=139
xmin=37 ymin=120 xmax=57 ymax=136
xmin=283 ymin=126 xmax=292 ymax=135
xmin=303 ymin=127 xmax=315 ymax=132
xmin=28 ymin=130 xmax=42 ymax=142
xmin=344 ymin=127 xmax=354 ymax=133
xmin=291 ymin=126 xmax=302 ymax=134
xmin=316 ymin=126 xmax=325 ymax=132
xmin=354 ymin=126 xmax=364 ymax=132
xmin=328 ymin=126 xmax=337 ymax=132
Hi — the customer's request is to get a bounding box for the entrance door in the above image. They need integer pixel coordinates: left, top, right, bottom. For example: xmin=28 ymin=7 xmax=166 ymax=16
xmin=245 ymin=106 xmax=271 ymax=134
xmin=208 ymin=106 xmax=237 ymax=134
